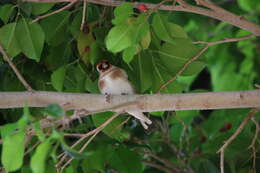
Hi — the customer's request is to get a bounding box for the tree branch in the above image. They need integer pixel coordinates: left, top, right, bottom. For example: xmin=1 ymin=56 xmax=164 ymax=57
xmin=0 ymin=90 xmax=260 ymax=111
xmin=0 ymin=43 xmax=33 ymax=91
xmin=22 ymin=0 xmax=260 ymax=36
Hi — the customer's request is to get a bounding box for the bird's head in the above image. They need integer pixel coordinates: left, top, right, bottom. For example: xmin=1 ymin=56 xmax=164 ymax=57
xmin=96 ymin=60 xmax=112 ymax=74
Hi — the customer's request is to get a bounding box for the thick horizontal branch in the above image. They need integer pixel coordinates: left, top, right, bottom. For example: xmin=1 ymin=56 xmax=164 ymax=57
xmin=22 ymin=0 xmax=260 ymax=36
xmin=0 ymin=90 xmax=259 ymax=112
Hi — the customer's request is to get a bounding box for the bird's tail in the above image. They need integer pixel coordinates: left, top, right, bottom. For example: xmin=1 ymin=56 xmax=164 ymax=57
xmin=127 ymin=111 xmax=152 ymax=129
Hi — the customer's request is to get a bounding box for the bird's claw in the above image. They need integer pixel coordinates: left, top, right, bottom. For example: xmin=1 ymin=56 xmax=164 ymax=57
xmin=105 ymin=93 xmax=112 ymax=103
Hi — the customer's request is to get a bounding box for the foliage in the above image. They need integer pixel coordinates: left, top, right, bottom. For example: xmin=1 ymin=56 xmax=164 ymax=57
xmin=0 ymin=0 xmax=259 ymax=173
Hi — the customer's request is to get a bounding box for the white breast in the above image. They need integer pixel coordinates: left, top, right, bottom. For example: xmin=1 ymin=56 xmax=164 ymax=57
xmin=100 ymin=74 xmax=135 ymax=95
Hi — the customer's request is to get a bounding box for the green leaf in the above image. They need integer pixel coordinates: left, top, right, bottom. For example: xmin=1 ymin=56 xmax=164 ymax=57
xmin=238 ymin=0 xmax=260 ymax=11
xmin=44 ymin=41 xmax=72 ymax=71
xmin=62 ymin=143 xmax=92 ymax=159
xmin=158 ymin=38 xmax=205 ymax=76
xmin=174 ymin=110 xmax=199 ymax=124
xmin=20 ymin=3 xmax=32 ymax=16
xmin=77 ymin=31 xmax=95 ymax=64
xmin=170 ymin=122 xmax=184 ymax=142
xmin=2 ymin=131 xmax=25 ymax=172
xmin=0 ymin=123 xmax=17 ymax=139
xmin=123 ymin=45 xmax=138 ymax=63
xmin=90 ymin=41 xmax=102 ymax=65
xmin=33 ymin=122 xmax=46 ymax=142
xmin=152 ymin=13 xmax=173 ymax=42
xmin=31 ymin=3 xmax=55 ymax=15
xmin=0 ymin=22 xmax=21 ymax=58
xmin=63 ymin=64 xmax=86 ymax=92
xmin=82 ymin=144 xmax=113 ymax=172
xmin=40 ymin=11 xmax=70 ymax=46
xmin=0 ymin=4 xmax=14 ymax=23
xmin=106 ymin=24 xmax=135 ymax=53
xmin=64 ymin=165 xmax=74 ymax=173
xmin=135 ymin=52 xmax=153 ymax=92
xmin=85 ymin=76 xmax=99 ymax=93
xmin=51 ymin=66 xmax=66 ymax=91
xmin=152 ymin=13 xmax=188 ymax=43
xmin=132 ymin=50 xmax=185 ymax=93
xmin=43 ymin=104 xmax=65 ymax=117
xmin=15 ymin=18 xmax=45 ymax=61
xmin=92 ymin=112 xmax=127 ymax=140
xmin=30 ymin=140 xmax=51 ymax=173
xmin=49 ymin=129 xmax=63 ymax=141
xmin=140 ymin=30 xmax=151 ymax=49
xmin=150 ymin=51 xmax=184 ymax=93
xmin=112 ymin=2 xmax=133 ymax=25
xmin=208 ymin=44 xmax=254 ymax=91
xmin=194 ymin=159 xmax=219 ymax=173
xmin=109 ymin=146 xmax=143 ymax=173
xmin=1 ymin=106 xmax=30 ymax=172
xmin=169 ymin=23 xmax=188 ymax=38
xmin=69 ymin=10 xmax=82 ymax=38
xmin=18 ymin=110 xmax=30 ymax=130
xmin=133 ymin=14 xmax=150 ymax=43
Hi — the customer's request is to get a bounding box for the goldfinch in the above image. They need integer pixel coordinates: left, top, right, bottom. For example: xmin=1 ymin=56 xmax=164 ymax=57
xmin=96 ymin=60 xmax=152 ymax=129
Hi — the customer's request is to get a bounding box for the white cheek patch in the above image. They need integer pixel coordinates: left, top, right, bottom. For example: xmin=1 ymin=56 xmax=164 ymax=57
xmin=103 ymin=64 xmax=108 ymax=69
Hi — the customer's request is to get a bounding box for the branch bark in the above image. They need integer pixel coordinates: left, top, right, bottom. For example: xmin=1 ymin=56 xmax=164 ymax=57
xmin=0 ymin=90 xmax=260 ymax=112
xmin=22 ymin=0 xmax=260 ymax=36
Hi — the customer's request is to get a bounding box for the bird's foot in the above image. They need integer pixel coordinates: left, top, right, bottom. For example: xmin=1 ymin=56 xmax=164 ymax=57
xmin=71 ymin=109 xmax=89 ymax=124
xmin=60 ymin=116 xmax=70 ymax=130
xmin=105 ymin=93 xmax=112 ymax=103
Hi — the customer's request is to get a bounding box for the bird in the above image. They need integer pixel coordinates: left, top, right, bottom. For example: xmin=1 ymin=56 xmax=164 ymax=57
xmin=96 ymin=60 xmax=152 ymax=129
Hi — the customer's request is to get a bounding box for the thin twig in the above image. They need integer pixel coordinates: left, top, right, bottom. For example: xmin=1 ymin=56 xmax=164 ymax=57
xmin=157 ymin=34 xmax=254 ymax=93
xmin=0 ymin=43 xmax=33 ymax=91
xmin=193 ymin=34 xmax=254 ymax=46
xmin=248 ymin=118 xmax=260 ymax=173
xmin=80 ymin=0 xmax=87 ymax=31
xmin=157 ymin=45 xmax=209 ymax=93
xmin=109 ymin=116 xmax=130 ymax=135
xmin=30 ymin=0 xmax=78 ymax=24
xmin=58 ymin=112 xmax=121 ymax=172
xmin=24 ymin=141 xmax=41 ymax=155
xmin=141 ymin=151 xmax=179 ymax=171
xmin=217 ymin=108 xmax=260 ymax=173
xmin=56 ymin=111 xmax=122 ymax=164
